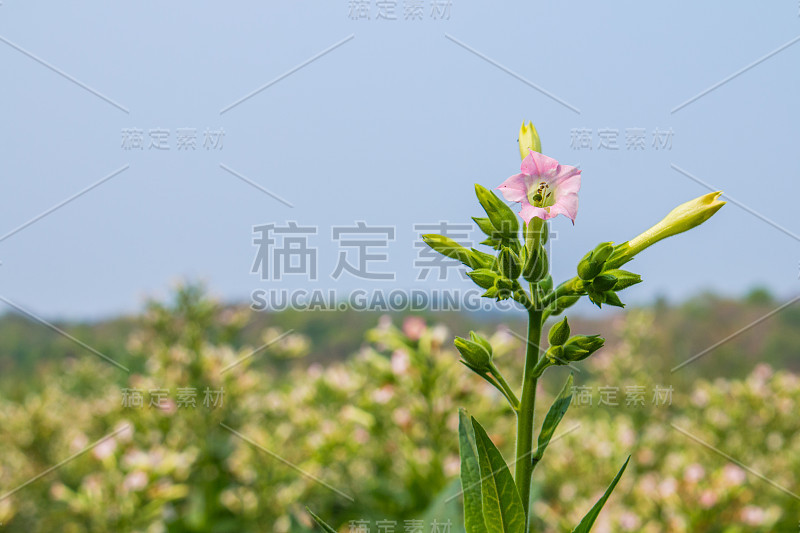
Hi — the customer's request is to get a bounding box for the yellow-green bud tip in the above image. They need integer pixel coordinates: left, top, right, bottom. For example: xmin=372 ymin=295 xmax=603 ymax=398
xmin=609 ymin=191 xmax=725 ymax=268
xmin=518 ymin=121 xmax=541 ymax=160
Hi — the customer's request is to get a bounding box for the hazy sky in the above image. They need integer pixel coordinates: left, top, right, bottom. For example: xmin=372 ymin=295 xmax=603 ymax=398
xmin=1 ymin=1 xmax=799 ymax=319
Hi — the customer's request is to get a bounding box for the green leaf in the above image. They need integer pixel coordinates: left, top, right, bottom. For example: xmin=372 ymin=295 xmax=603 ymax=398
xmin=571 ymin=456 xmax=631 ymax=533
xmin=471 ymin=417 xmax=526 ymax=533
xmin=470 ymin=248 xmax=497 ymax=269
xmin=459 ymin=409 xmax=484 ymax=533
xmin=475 ymin=184 xmax=519 ymax=239
xmin=532 ymin=373 xmax=574 ymax=467
xmin=422 ymin=234 xmax=479 ymax=268
xmin=472 ymin=216 xmax=497 ymax=237
xmin=305 ymin=507 xmax=337 ymax=532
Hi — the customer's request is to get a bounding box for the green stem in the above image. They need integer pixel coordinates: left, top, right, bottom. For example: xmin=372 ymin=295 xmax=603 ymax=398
xmin=515 ymin=306 xmax=543 ymax=523
xmin=489 ymin=364 xmax=520 ymax=411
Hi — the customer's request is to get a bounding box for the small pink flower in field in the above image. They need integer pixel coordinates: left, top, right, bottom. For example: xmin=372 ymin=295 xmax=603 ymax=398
xmin=699 ymin=489 xmax=717 ymax=508
xmin=723 ymin=464 xmax=746 ymax=485
xmin=402 ymin=316 xmax=427 ymax=341
xmin=92 ymin=437 xmax=117 ymax=460
xmin=741 ymin=506 xmax=766 ymax=526
xmin=497 ymin=150 xmax=581 ymax=223
xmin=123 ymin=471 xmax=148 ymax=492
xmin=391 ymin=349 xmax=410 ymax=376
xmin=684 ymin=463 xmax=705 ymax=483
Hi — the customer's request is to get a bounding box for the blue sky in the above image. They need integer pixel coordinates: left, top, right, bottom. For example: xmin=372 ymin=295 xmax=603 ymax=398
xmin=1 ymin=1 xmax=799 ymax=319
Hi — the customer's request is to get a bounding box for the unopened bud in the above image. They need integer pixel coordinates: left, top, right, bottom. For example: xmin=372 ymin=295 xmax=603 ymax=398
xmin=467 ymin=269 xmax=499 ymax=289
xmin=498 ymin=247 xmax=522 ymax=280
xmin=547 ymin=316 xmax=570 ymax=346
xmin=454 ymin=337 xmax=492 ymax=371
xmin=602 ymin=269 xmax=642 ymax=291
xmin=577 ymin=259 xmax=602 ymax=281
xmin=563 ymin=335 xmax=605 ymax=361
xmin=591 ymin=274 xmax=617 ymax=292
xmin=523 ymin=245 xmax=549 ymax=282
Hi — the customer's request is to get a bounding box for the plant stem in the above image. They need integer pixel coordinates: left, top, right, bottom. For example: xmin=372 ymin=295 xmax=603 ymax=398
xmin=515 ymin=305 xmax=542 ymax=522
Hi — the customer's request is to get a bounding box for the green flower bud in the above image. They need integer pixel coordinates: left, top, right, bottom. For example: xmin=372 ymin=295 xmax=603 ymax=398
xmin=523 ymin=245 xmax=549 ymax=282
xmin=495 ymin=277 xmax=514 ymax=292
xmin=592 ymin=242 xmax=614 ymax=264
xmin=602 ymin=269 xmax=642 ymax=291
xmin=544 ymin=344 xmax=564 ymax=364
xmin=469 ymin=331 xmax=493 ymax=355
xmin=454 ymin=337 xmax=492 ymax=371
xmin=563 ymin=335 xmax=604 ymax=361
xmin=547 ymin=316 xmax=570 ymax=346
xmin=467 ymin=269 xmax=499 ymax=289
xmin=591 ymin=274 xmax=617 ymax=292
xmin=577 ymin=258 xmax=603 ymax=281
xmin=518 ymin=120 xmax=542 ymax=160
xmin=498 ymin=247 xmax=522 ymax=280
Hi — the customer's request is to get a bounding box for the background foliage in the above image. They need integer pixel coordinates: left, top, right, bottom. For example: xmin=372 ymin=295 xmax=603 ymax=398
xmin=0 ymin=285 xmax=797 ymax=531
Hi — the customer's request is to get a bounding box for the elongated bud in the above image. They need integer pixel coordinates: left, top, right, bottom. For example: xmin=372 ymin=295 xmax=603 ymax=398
xmin=577 ymin=258 xmax=603 ymax=281
xmin=469 ymin=331 xmax=493 ymax=355
xmin=607 ymin=191 xmax=726 ymax=268
xmin=498 ymin=247 xmax=522 ymax=280
xmin=518 ymin=120 xmax=542 ymax=160
xmin=454 ymin=337 xmax=492 ymax=371
xmin=523 ymin=245 xmax=549 ymax=282
xmin=592 ymin=242 xmax=614 ymax=263
xmin=602 ymin=269 xmax=642 ymax=291
xmin=563 ymin=335 xmax=605 ymax=361
xmin=467 ymin=268 xmax=499 ymax=289
xmin=591 ymin=274 xmax=617 ymax=292
xmin=548 ymin=316 xmax=570 ymax=346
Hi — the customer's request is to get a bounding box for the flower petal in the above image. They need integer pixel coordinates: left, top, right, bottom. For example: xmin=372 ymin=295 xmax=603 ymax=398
xmin=548 ymin=192 xmax=579 ymax=223
xmin=519 ymin=203 xmax=557 ymax=223
xmin=496 ymin=173 xmax=528 ymax=202
xmin=521 ymin=150 xmax=560 ymax=179
xmin=552 ymin=165 xmax=581 ymax=195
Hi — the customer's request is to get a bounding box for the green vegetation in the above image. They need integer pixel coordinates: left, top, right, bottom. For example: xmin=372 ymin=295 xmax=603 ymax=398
xmin=0 ymin=285 xmax=797 ymax=531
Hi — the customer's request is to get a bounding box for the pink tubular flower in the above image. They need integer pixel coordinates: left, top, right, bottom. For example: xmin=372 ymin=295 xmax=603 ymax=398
xmin=497 ymin=150 xmax=581 ymax=224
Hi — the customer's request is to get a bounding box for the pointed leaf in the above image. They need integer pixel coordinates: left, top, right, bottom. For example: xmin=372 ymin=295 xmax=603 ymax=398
xmin=471 ymin=417 xmax=526 ymax=533
xmin=422 ymin=234 xmax=479 ymax=268
xmin=533 ymin=373 xmax=574 ymax=467
xmin=306 ymin=507 xmax=337 ymax=532
xmin=472 ymin=216 xmax=497 ymax=237
xmin=459 ymin=409 xmax=484 ymax=533
xmin=475 ymin=184 xmax=519 ymax=239
xmin=571 ymin=456 xmax=631 ymax=533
